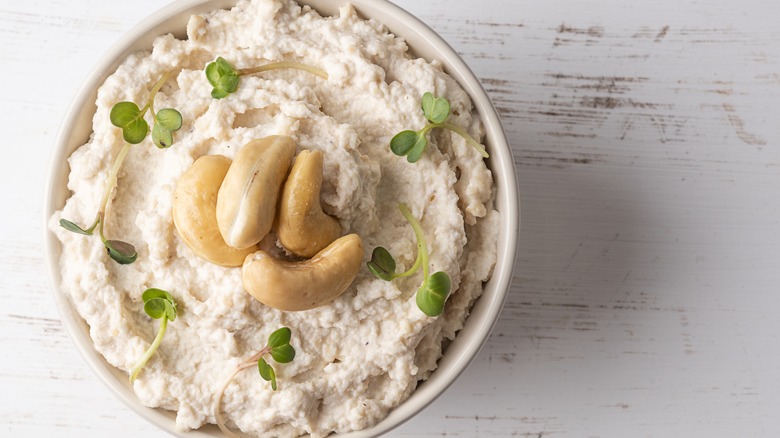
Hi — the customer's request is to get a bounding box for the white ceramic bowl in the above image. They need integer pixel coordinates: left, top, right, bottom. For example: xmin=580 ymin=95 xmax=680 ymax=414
xmin=43 ymin=0 xmax=519 ymax=436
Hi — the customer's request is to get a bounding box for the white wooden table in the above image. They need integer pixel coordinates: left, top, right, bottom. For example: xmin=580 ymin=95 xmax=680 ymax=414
xmin=3 ymin=0 xmax=780 ymax=436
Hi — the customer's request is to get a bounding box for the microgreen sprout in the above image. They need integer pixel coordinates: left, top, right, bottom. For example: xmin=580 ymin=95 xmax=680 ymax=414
xmin=129 ymin=288 xmax=178 ymax=382
xmin=59 ymin=142 xmax=137 ymax=264
xmin=205 ymin=56 xmax=328 ymax=99
xmin=390 ymin=92 xmax=489 ymax=163
xmin=59 ymin=71 xmax=182 ymax=264
xmin=110 ymin=71 xmax=182 ymax=148
xmin=214 ymin=327 xmax=296 ymax=437
xmin=367 ymin=204 xmax=452 ymax=316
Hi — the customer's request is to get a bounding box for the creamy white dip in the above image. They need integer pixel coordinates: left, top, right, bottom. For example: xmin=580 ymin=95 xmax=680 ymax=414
xmin=51 ymin=0 xmax=499 ymax=436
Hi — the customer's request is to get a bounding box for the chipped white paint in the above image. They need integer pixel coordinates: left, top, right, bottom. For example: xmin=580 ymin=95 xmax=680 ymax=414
xmin=2 ymin=0 xmax=780 ymax=436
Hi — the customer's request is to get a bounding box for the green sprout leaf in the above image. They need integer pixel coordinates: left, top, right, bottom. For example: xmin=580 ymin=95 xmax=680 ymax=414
xmin=205 ymin=57 xmax=240 ymax=99
xmin=406 ymin=133 xmax=428 ymax=163
xmin=268 ymin=327 xmax=291 ymax=349
xmin=367 ymin=247 xmax=396 ymax=281
xmin=142 ymin=288 xmax=177 ymax=321
xmin=164 ymin=300 xmax=176 ymax=321
xmin=390 ymin=130 xmax=427 ymax=163
xmin=390 ymin=130 xmax=418 ymax=156
xmin=257 ymin=357 xmax=277 ymax=391
xmin=151 ymin=123 xmax=173 ymax=148
xmin=421 ymin=92 xmax=450 ymax=124
xmin=109 ymin=101 xmax=142 ymax=127
xmin=59 ymin=218 xmax=94 ymax=235
xmin=142 ymin=288 xmax=173 ymax=302
xmin=110 ymin=101 xmax=149 ymax=144
xmin=143 ymin=298 xmax=167 ymax=319
xmin=204 ymin=58 xmax=222 ymax=83
xmin=416 ymin=271 xmax=451 ymax=317
xmin=210 ymin=88 xmax=229 ymax=99
xmin=217 ymin=73 xmax=240 ymax=96
xmin=104 ymin=239 xmax=138 ymax=265
xmin=155 ymin=108 xmax=182 ymax=131
xmin=130 ymin=288 xmax=177 ymax=382
xmin=271 ymin=344 xmax=296 ymax=364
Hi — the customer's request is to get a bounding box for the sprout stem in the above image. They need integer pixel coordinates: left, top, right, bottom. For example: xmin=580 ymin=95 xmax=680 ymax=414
xmin=214 ymin=347 xmax=271 ymax=438
xmin=81 ymin=214 xmax=100 ymax=235
xmin=129 ymin=316 xmax=168 ymax=382
xmin=214 ymin=365 xmax=246 ymax=438
xmin=148 ymin=70 xmax=171 ymax=122
xmin=87 ymin=140 xmax=132 ymax=246
xmin=438 ymin=122 xmax=489 ymax=158
xmin=391 ymin=245 xmax=423 ymax=279
xmin=99 ymin=142 xmax=132 ymax=218
xmin=419 ymin=123 xmax=437 ymax=137
xmin=398 ymin=203 xmax=429 ymax=279
xmin=238 ymin=62 xmax=328 ymax=80
xmin=97 ymin=212 xmax=107 ymax=243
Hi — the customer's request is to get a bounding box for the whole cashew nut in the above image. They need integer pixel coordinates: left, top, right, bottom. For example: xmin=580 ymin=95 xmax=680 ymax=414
xmin=278 ymin=149 xmax=341 ymax=258
xmin=216 ymin=136 xmax=296 ymax=250
xmin=172 ymin=155 xmax=258 ymax=267
xmin=242 ymin=234 xmax=364 ymax=311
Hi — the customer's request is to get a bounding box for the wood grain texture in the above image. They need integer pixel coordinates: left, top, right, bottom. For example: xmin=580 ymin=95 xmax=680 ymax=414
xmin=3 ymin=0 xmax=780 ymax=436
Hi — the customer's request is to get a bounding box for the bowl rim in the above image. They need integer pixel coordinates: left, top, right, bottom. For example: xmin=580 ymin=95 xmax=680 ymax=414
xmin=42 ymin=0 xmax=520 ymax=436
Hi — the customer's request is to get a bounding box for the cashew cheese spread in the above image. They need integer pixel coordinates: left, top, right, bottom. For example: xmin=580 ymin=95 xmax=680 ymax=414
xmin=50 ymin=0 xmax=499 ymax=436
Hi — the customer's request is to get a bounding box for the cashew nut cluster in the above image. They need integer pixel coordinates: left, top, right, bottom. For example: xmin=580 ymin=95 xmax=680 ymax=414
xmin=172 ymin=135 xmax=362 ymax=311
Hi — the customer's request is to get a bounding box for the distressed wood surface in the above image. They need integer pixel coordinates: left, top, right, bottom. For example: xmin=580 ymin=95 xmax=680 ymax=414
xmin=2 ymin=0 xmax=780 ymax=436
